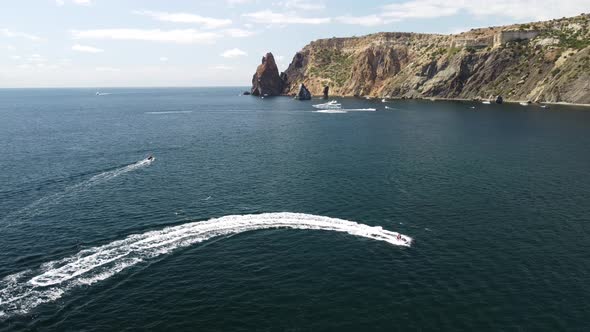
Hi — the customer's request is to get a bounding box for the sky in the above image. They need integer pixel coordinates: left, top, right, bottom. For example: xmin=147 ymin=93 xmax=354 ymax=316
xmin=0 ymin=0 xmax=588 ymax=88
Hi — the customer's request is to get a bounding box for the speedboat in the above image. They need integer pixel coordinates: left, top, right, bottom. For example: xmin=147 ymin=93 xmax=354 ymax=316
xmin=312 ymin=100 xmax=341 ymax=109
xmin=147 ymin=154 xmax=155 ymax=162
xmin=482 ymin=101 xmax=491 ymax=104
xmin=520 ymin=102 xmax=529 ymax=106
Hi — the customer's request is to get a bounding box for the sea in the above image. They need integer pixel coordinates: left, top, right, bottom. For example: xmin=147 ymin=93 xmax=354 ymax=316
xmin=0 ymin=87 xmax=589 ymax=331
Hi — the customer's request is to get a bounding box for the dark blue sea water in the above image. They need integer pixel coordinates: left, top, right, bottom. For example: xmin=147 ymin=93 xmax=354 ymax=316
xmin=1 ymin=88 xmax=589 ymax=331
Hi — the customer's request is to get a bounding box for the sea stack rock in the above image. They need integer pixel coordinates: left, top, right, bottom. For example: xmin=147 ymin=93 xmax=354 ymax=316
xmin=251 ymin=52 xmax=284 ymax=96
xmin=495 ymin=95 xmax=503 ymax=104
xmin=296 ymin=83 xmax=312 ymax=100
xmin=323 ymin=86 xmax=329 ymax=99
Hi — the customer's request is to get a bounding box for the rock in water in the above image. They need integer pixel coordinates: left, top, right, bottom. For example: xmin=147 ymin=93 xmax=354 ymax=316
xmin=251 ymin=52 xmax=284 ymax=96
xmin=495 ymin=95 xmax=503 ymax=104
xmin=296 ymin=83 xmax=312 ymax=100
xmin=323 ymin=86 xmax=329 ymax=99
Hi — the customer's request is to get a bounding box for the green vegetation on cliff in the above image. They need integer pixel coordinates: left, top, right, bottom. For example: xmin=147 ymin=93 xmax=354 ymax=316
xmin=280 ymin=14 xmax=590 ymax=104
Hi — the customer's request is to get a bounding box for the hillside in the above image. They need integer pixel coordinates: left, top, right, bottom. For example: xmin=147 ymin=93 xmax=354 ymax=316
xmin=259 ymin=14 xmax=590 ymax=104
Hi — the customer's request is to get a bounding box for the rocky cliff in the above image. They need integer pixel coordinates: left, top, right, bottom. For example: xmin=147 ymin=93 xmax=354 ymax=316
xmin=275 ymin=14 xmax=590 ymax=104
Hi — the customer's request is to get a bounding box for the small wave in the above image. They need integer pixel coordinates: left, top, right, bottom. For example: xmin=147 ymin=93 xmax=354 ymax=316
xmin=145 ymin=111 xmax=193 ymax=115
xmin=1 ymin=158 xmax=154 ymax=226
xmin=0 ymin=212 xmax=411 ymax=317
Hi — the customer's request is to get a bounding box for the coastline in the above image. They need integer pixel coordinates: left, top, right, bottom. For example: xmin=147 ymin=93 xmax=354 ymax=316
xmin=279 ymin=94 xmax=590 ymax=108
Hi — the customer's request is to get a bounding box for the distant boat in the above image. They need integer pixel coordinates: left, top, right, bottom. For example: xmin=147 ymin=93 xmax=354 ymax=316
xmin=520 ymin=102 xmax=529 ymax=106
xmin=381 ymin=98 xmax=387 ymax=103
xmin=312 ymin=100 xmax=341 ymax=109
xmin=482 ymin=101 xmax=491 ymax=104
xmin=540 ymin=105 xmax=549 ymax=109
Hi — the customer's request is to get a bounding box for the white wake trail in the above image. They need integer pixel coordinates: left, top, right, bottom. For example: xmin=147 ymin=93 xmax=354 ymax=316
xmin=145 ymin=111 xmax=193 ymax=114
xmin=0 ymin=212 xmax=411 ymax=317
xmin=1 ymin=158 xmax=154 ymax=225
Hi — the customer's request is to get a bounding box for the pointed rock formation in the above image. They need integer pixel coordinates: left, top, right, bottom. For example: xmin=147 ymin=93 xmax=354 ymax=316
xmin=323 ymin=86 xmax=329 ymax=99
xmin=251 ymin=52 xmax=284 ymax=96
xmin=296 ymin=83 xmax=312 ymax=100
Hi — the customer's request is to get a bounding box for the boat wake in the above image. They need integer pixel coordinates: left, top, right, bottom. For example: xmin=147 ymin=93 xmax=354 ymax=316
xmin=314 ymin=108 xmax=376 ymax=113
xmin=315 ymin=110 xmax=348 ymax=113
xmin=145 ymin=111 xmax=193 ymax=115
xmin=1 ymin=157 xmax=154 ymax=226
xmin=0 ymin=212 xmax=411 ymax=317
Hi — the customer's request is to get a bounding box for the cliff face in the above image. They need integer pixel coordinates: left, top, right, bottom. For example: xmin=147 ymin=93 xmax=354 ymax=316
xmin=279 ymin=14 xmax=590 ymax=104
xmin=251 ymin=52 xmax=284 ymax=96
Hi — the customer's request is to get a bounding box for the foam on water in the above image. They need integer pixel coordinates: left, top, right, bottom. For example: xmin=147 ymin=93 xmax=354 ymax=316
xmin=315 ymin=109 xmax=376 ymax=113
xmin=0 ymin=212 xmax=411 ymax=317
xmin=315 ymin=110 xmax=348 ymax=114
xmin=1 ymin=158 xmax=154 ymax=226
xmin=145 ymin=111 xmax=193 ymax=114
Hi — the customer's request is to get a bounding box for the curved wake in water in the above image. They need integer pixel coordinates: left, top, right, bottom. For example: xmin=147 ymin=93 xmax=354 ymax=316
xmin=0 ymin=212 xmax=411 ymax=317
xmin=1 ymin=158 xmax=154 ymax=226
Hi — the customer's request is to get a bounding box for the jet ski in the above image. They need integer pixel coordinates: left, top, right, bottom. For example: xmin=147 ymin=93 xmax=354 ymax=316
xmin=147 ymin=154 xmax=155 ymax=161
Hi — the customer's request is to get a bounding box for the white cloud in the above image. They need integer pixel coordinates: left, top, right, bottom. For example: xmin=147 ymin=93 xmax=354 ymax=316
xmin=56 ymin=0 xmax=92 ymax=6
xmin=71 ymin=29 xmax=220 ymax=44
xmin=276 ymin=0 xmax=326 ymax=11
xmin=95 ymin=66 xmax=120 ymax=72
xmin=221 ymin=48 xmax=247 ymax=58
xmin=381 ymin=0 xmax=459 ymax=20
xmin=0 ymin=29 xmax=42 ymax=41
xmin=243 ymin=10 xmax=331 ymax=24
xmin=213 ymin=65 xmax=233 ymax=70
xmin=160 ymin=57 xmax=169 ymax=62
xmin=336 ymin=15 xmax=396 ymax=26
xmin=72 ymin=44 xmax=104 ymax=53
xmin=227 ymin=0 xmax=252 ymax=5
xmin=381 ymin=0 xmax=590 ymax=21
xmin=224 ymin=28 xmax=256 ymax=37
xmin=1 ymin=44 xmax=16 ymax=51
xmin=10 ymin=55 xmax=21 ymax=60
xmin=133 ymin=10 xmax=232 ymax=29
xmin=28 ymin=54 xmax=45 ymax=62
